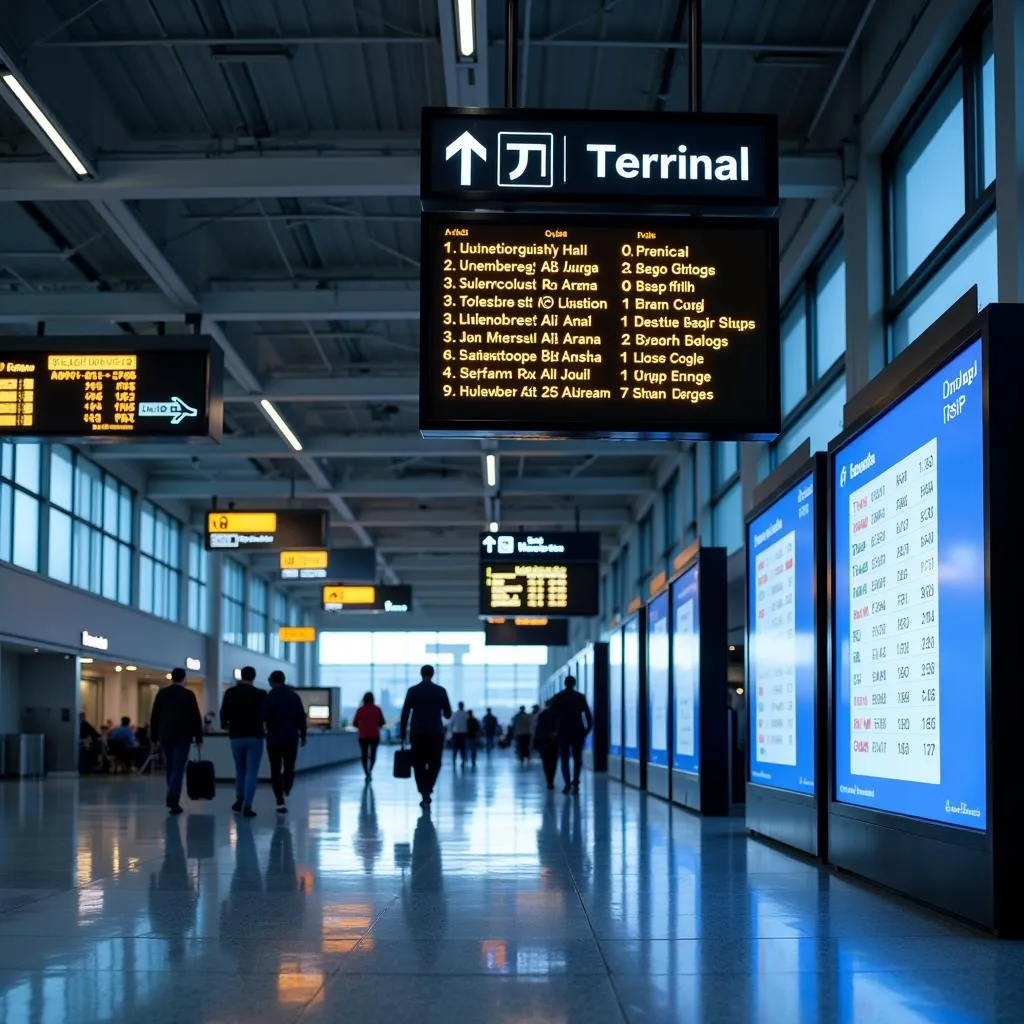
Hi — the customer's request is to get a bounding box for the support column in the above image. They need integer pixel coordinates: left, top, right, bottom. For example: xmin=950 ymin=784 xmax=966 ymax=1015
xmin=204 ymin=551 xmax=223 ymax=715
xmin=994 ymin=0 xmax=1024 ymax=301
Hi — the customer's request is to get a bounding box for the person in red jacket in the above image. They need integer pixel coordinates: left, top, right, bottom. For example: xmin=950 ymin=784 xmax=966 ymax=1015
xmin=353 ymin=692 xmax=386 ymax=781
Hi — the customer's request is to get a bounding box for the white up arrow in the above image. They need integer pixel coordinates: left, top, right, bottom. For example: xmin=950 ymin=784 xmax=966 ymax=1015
xmin=445 ymin=130 xmax=487 ymax=186
xmin=482 ymin=535 xmax=497 ymax=554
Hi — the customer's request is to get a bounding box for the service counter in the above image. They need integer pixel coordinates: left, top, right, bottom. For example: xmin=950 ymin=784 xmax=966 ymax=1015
xmin=201 ymin=731 xmax=361 ymax=782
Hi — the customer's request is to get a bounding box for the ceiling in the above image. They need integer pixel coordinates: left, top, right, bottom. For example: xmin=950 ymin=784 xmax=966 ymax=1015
xmin=0 ymin=0 xmax=872 ymax=617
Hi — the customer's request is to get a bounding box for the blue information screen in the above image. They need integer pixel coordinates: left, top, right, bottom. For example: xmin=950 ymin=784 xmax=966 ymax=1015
xmin=672 ymin=566 xmax=700 ymax=774
xmin=833 ymin=338 xmax=986 ymax=830
xmin=608 ymin=630 xmax=623 ymax=758
xmin=647 ymin=594 xmax=670 ymax=767
xmin=747 ymin=473 xmax=817 ymax=795
xmin=623 ymin=617 xmax=641 ymax=762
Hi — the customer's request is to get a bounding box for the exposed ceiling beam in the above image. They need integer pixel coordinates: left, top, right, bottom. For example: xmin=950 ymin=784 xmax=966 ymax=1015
xmin=88 ymin=434 xmax=676 ymax=459
xmin=332 ymin=509 xmax=633 ymax=528
xmin=225 ymin=376 xmax=418 ymax=404
xmin=0 ymin=151 xmax=842 ymax=202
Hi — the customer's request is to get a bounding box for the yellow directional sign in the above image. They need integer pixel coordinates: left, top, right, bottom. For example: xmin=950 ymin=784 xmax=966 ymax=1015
xmin=322 ymin=585 xmax=376 ymax=606
xmin=279 ymin=626 xmax=316 ymax=643
xmin=279 ymin=549 xmax=329 ymax=571
xmin=207 ymin=511 xmax=277 ymax=533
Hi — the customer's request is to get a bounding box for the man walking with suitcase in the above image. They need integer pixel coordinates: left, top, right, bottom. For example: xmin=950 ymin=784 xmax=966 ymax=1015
xmin=263 ymin=670 xmax=307 ymax=814
xmin=150 ymin=667 xmax=204 ymax=814
xmin=400 ymin=665 xmax=452 ymax=809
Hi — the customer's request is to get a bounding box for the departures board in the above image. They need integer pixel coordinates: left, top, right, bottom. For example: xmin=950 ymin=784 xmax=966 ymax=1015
xmin=420 ymin=213 xmax=779 ymax=439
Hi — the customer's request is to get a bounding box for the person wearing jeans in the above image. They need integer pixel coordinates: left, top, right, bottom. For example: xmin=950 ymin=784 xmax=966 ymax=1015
xmin=149 ymin=666 xmax=204 ymax=814
xmin=263 ymin=669 xmax=308 ymax=813
xmin=220 ymin=666 xmax=267 ymax=817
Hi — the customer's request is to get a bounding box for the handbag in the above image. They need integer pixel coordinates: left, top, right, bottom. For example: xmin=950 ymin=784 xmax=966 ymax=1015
xmin=393 ymin=744 xmax=413 ymax=779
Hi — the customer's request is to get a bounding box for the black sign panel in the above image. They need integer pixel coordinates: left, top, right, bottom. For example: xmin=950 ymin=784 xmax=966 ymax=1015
xmin=205 ymin=510 xmax=326 ymax=552
xmin=0 ymin=339 xmax=222 ymax=441
xmin=485 ymin=618 xmax=569 ymax=646
xmin=479 ymin=531 xmax=600 ymax=563
xmin=279 ymin=547 xmax=377 ymax=582
xmin=322 ymin=584 xmax=412 ymax=613
xmin=421 ymin=212 xmax=779 ymax=439
xmin=480 ymin=561 xmax=599 ymax=617
xmin=422 ymin=108 xmax=779 ymax=211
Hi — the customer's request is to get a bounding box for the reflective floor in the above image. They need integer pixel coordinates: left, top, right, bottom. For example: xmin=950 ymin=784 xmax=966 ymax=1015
xmin=0 ymin=756 xmax=1021 ymax=1023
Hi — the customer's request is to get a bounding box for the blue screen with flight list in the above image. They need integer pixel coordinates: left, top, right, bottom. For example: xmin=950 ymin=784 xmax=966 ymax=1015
xmin=747 ymin=473 xmax=817 ymax=795
xmin=833 ymin=338 xmax=986 ymax=830
xmin=671 ymin=566 xmax=700 ymax=774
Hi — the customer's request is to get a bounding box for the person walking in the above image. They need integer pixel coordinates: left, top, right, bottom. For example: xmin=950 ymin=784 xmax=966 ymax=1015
xmin=466 ymin=711 xmax=481 ymax=768
xmin=483 ymin=708 xmax=499 ymax=754
xmin=150 ymin=667 xmax=204 ymax=814
xmin=220 ymin=666 xmax=267 ymax=817
xmin=533 ymin=700 xmax=560 ymax=790
xmin=550 ymin=675 xmax=593 ymax=794
xmin=450 ymin=701 xmax=469 ymax=769
xmin=263 ymin=669 xmax=307 ymax=814
xmin=400 ymin=665 xmax=452 ymax=809
xmin=353 ymin=691 xmax=386 ymax=781
xmin=512 ymin=706 xmax=533 ymax=765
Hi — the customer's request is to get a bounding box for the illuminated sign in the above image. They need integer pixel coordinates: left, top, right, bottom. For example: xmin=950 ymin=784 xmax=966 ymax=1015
xmin=0 ymin=339 xmax=222 ymax=440
xmin=280 ymin=550 xmax=329 ymax=571
xmin=205 ymin=510 xmax=326 ymax=551
xmin=479 ymin=531 xmax=600 ymax=562
xmin=185 ymin=657 xmax=202 ymax=672
xmin=80 ymin=630 xmax=109 ymax=651
xmin=322 ymin=585 xmax=412 ymax=613
xmin=480 ymin=561 xmax=599 ymax=616
xmin=419 ymin=212 xmax=779 ymax=439
xmin=278 ymin=547 xmax=377 ymax=581
xmin=279 ymin=626 xmax=317 ymax=643
xmin=422 ymin=108 xmax=779 ymax=210
xmin=484 ymin=618 xmax=569 ymax=646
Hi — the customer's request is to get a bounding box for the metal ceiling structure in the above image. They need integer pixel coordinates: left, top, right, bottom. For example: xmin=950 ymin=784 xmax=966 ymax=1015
xmin=0 ymin=0 xmax=874 ymax=617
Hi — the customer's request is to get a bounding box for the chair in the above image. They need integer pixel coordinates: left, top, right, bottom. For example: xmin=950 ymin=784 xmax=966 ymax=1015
xmin=106 ymin=739 xmax=134 ymax=774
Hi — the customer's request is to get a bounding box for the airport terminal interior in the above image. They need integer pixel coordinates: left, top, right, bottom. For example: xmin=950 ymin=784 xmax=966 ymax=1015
xmin=0 ymin=0 xmax=1022 ymax=1021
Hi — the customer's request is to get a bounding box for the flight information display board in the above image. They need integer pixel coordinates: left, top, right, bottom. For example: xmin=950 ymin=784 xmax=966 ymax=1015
xmin=0 ymin=342 xmax=222 ymax=440
xmin=623 ymin=616 xmax=641 ymax=762
xmin=479 ymin=560 xmax=599 ymax=616
xmin=748 ymin=474 xmax=817 ymax=795
xmin=833 ymin=339 xmax=986 ymax=830
xmin=206 ymin=511 xmax=326 ymax=552
xmin=484 ymin=617 xmax=569 ymax=646
xmin=420 ymin=213 xmax=779 ymax=439
xmin=672 ymin=566 xmax=700 ymax=774
xmin=609 ymin=630 xmax=623 ymax=758
xmin=647 ymin=593 xmax=670 ymax=766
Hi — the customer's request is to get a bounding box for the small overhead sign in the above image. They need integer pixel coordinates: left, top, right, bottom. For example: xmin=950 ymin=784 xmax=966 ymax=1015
xmin=278 ymin=547 xmax=377 ymax=581
xmin=484 ymin=618 xmax=569 ymax=646
xmin=322 ymin=584 xmax=412 ymax=613
xmin=205 ymin=510 xmax=326 ymax=551
xmin=422 ymin=108 xmax=779 ymax=211
xmin=279 ymin=626 xmax=317 ymax=643
xmin=479 ymin=532 xmax=600 ymax=562
xmin=80 ymin=630 xmax=109 ymax=651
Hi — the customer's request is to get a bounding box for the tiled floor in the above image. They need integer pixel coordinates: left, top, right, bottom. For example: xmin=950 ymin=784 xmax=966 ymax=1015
xmin=0 ymin=755 xmax=1020 ymax=1023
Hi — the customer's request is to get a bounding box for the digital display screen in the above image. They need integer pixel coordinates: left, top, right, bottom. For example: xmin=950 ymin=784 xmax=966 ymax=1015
xmin=484 ymin=618 xmax=569 ymax=646
xmin=479 ymin=561 xmax=599 ymax=616
xmin=322 ymin=585 xmax=412 ymax=613
xmin=609 ymin=630 xmax=623 ymax=757
xmin=420 ymin=213 xmax=779 ymax=439
xmin=0 ymin=343 xmax=221 ymax=440
xmin=623 ymin=616 xmax=640 ymax=762
xmin=747 ymin=473 xmax=817 ymax=795
xmin=308 ymin=705 xmax=330 ymax=721
xmin=647 ymin=593 xmax=670 ymax=767
xmin=672 ymin=565 xmax=700 ymax=774
xmin=833 ymin=338 xmax=986 ymax=830
xmin=206 ymin=510 xmax=326 ymax=552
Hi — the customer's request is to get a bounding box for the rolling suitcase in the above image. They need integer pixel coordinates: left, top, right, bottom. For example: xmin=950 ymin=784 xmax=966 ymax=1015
xmin=393 ymin=745 xmax=413 ymax=779
xmin=186 ymin=748 xmax=216 ymax=801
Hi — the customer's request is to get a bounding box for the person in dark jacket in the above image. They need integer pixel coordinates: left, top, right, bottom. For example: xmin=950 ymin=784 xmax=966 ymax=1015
xmin=220 ymin=666 xmax=267 ymax=817
xmin=263 ymin=670 xmax=307 ymax=814
xmin=549 ymin=675 xmax=593 ymax=794
xmin=533 ymin=700 xmax=560 ymax=790
xmin=150 ymin=667 xmax=204 ymax=814
xmin=400 ymin=665 xmax=452 ymax=809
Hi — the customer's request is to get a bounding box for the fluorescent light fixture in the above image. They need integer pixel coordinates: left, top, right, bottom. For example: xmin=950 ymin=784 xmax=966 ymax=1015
xmin=485 ymin=453 xmax=497 ymax=488
xmin=80 ymin=657 xmax=94 ymax=664
xmin=454 ymin=0 xmax=476 ymax=58
xmin=1 ymin=73 xmax=89 ymax=176
xmin=260 ymin=398 xmax=303 ymax=452
xmin=125 ymin=665 xmax=138 ymax=671
xmin=489 ymin=521 xmax=499 ymax=532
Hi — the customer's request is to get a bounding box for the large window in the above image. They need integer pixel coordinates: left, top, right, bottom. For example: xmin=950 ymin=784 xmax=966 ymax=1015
xmin=139 ymin=502 xmax=180 ymax=620
xmin=186 ymin=534 xmax=208 ymax=633
xmin=47 ymin=446 xmax=132 ymax=602
xmin=0 ymin=442 xmax=41 ymax=571
xmin=221 ymin=559 xmax=245 ymax=647
xmin=247 ymin=575 xmax=268 ymax=653
xmin=269 ymin=590 xmax=288 ymax=660
xmin=886 ymin=13 xmax=996 ymax=355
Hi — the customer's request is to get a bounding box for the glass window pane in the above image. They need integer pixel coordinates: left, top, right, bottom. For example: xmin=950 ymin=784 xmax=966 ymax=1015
xmin=50 ymin=448 xmax=73 ymax=510
xmin=73 ymin=522 xmax=90 ymax=588
xmin=892 ymin=216 xmax=997 ymax=355
xmin=139 ymin=556 xmax=153 ymax=613
xmin=814 ymin=246 xmax=846 ymax=374
xmin=982 ymin=30 xmax=995 ymax=188
xmin=714 ymin=442 xmax=739 ymax=486
xmin=1 ymin=442 xmax=11 ymax=481
xmin=102 ymin=536 xmax=117 ymax=600
xmin=118 ymin=544 xmax=131 ymax=605
xmin=12 ymin=491 xmax=39 ymax=570
xmin=773 ymin=375 xmax=847 ymax=464
xmin=0 ymin=484 xmax=11 ymax=562
xmin=893 ymin=75 xmax=966 ymax=285
xmin=781 ymin=303 xmax=808 ymax=415
xmin=48 ymin=509 xmax=72 ymax=582
xmin=119 ymin=489 xmax=133 ymax=543
xmin=712 ymin=483 xmax=743 ymax=554
xmin=90 ymin=531 xmax=102 ymax=592
xmin=103 ymin=479 xmax=119 ymax=535
xmin=140 ymin=505 xmax=154 ymax=555
xmin=13 ymin=443 xmax=40 ymax=493
xmin=74 ymin=466 xmax=91 ymax=521
xmin=155 ymin=515 xmax=168 ymax=563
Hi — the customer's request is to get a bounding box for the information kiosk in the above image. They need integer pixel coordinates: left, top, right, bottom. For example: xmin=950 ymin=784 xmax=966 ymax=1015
xmin=622 ymin=611 xmax=646 ymax=789
xmin=746 ymin=450 xmax=827 ymax=857
xmin=646 ymin=588 xmax=672 ymax=799
xmin=670 ymin=546 xmax=729 ymax=815
xmin=607 ymin=627 xmax=624 ymax=783
xmin=828 ymin=304 xmax=1024 ymax=934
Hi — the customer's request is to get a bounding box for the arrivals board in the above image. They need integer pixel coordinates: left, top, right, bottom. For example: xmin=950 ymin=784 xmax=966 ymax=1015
xmin=747 ymin=474 xmax=817 ymax=795
xmin=479 ymin=560 xmax=599 ymax=616
xmin=0 ymin=340 xmax=222 ymax=440
xmin=484 ymin=617 xmax=569 ymax=646
xmin=833 ymin=339 xmax=986 ymax=830
xmin=322 ymin=584 xmax=412 ymax=613
xmin=205 ymin=510 xmax=326 ymax=552
xmin=672 ymin=565 xmax=700 ymax=774
xmin=420 ymin=213 xmax=779 ymax=439
xmin=647 ymin=593 xmax=670 ymax=767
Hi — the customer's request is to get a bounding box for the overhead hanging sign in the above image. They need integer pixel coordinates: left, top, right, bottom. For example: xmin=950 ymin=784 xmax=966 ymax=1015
xmin=422 ymin=108 xmax=779 ymax=211
xmin=322 ymin=584 xmax=412 ymax=613
xmin=279 ymin=546 xmax=377 ymax=581
xmin=0 ymin=339 xmax=223 ymax=441
xmin=205 ymin=510 xmax=326 ymax=551
xmin=279 ymin=626 xmax=317 ymax=643
xmin=479 ymin=531 xmax=600 ymax=562
xmin=485 ymin=617 xmax=569 ymax=646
